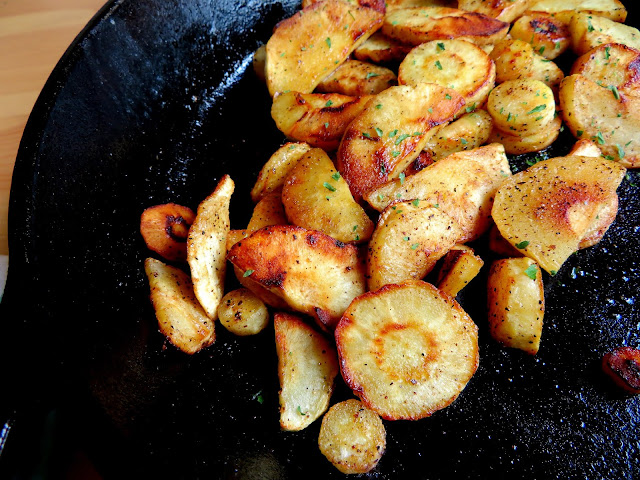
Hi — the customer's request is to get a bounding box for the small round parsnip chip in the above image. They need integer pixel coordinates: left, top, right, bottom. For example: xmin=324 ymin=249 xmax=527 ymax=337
xmin=217 ymin=288 xmax=269 ymax=336
xmin=318 ymin=399 xmax=386 ymax=474
xmin=335 ymin=280 xmax=479 ymax=420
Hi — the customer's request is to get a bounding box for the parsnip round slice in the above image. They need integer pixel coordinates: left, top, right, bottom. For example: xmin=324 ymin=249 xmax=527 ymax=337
xmin=316 ymin=59 xmax=397 ymax=97
xmin=487 ymin=114 xmax=561 ymax=154
xmin=457 ymin=0 xmax=532 ymax=23
xmin=398 ymin=39 xmax=495 ymax=110
xmin=318 ymin=399 xmax=386 ymax=474
xmin=422 ymin=110 xmax=494 ymax=161
xmin=335 ymin=280 xmax=479 ymax=420
xmin=217 ymin=288 xmax=269 ymax=336
xmin=510 ymin=13 xmax=571 ymax=60
xmin=490 ymin=38 xmax=564 ymax=88
xmin=487 ymin=79 xmax=555 ymax=135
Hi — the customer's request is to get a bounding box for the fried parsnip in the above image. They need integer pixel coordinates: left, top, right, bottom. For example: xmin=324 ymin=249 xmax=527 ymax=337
xmin=302 ymin=0 xmax=386 ymax=13
xmin=457 ymin=0 xmax=534 ymax=23
xmin=316 ymin=60 xmax=397 ymax=96
xmin=569 ymin=13 xmax=640 ymax=56
xmin=275 ymin=312 xmax=339 ymax=431
xmin=567 ymin=139 xmax=602 ymax=157
xmin=187 ymin=175 xmax=234 ymax=319
xmin=487 ymin=114 xmax=562 ymax=154
xmin=140 ymin=203 xmax=195 ymax=262
xmin=265 ymin=0 xmax=383 ymax=96
xmin=227 ymin=225 xmax=366 ymax=330
xmin=602 ymin=347 xmax=640 ymax=395
xmin=422 ymin=110 xmax=494 ymax=161
xmin=217 ymin=288 xmax=269 ymax=336
xmin=353 ymin=31 xmax=413 ymax=64
xmin=335 ymin=280 xmax=479 ymax=420
xmin=437 ymin=245 xmax=484 ymax=297
xmin=145 ymin=258 xmax=215 ymax=354
xmin=489 ymin=38 xmax=564 ymax=88
xmin=527 ymin=0 xmax=627 ymax=24
xmin=510 ymin=13 xmax=571 ymax=60
xmin=251 ymin=142 xmax=312 ymax=203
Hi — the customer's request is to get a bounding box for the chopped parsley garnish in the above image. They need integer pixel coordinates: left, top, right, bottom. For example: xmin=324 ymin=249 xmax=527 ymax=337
xmin=363 ymin=132 xmax=371 ymax=138
xmin=616 ymin=144 xmax=625 ymax=159
xmin=388 ymin=129 xmax=398 ymax=137
xmin=399 ymin=172 xmax=406 ymax=184
xmin=524 ymin=264 xmax=538 ymax=280
xmin=410 ymin=243 xmax=419 ymax=250
xmin=331 ymin=172 xmax=341 ymax=180
xmin=437 ymin=42 xmax=446 ymax=51
xmin=465 ymin=103 xmax=476 ymax=113
xmin=325 ymin=100 xmax=333 ymax=107
xmin=297 ymin=406 xmax=307 ymax=416
xmin=252 ymin=390 xmax=264 ymax=404
xmin=604 ymin=45 xmax=611 ymax=59
xmin=375 ymin=103 xmax=383 ymax=109
xmin=243 ymin=269 xmax=255 ymax=277
xmin=366 ymin=72 xmax=380 ymax=79
xmin=324 ymin=122 xmax=329 ymax=128
xmin=435 ymin=60 xmax=443 ymax=70
xmin=609 ymin=85 xmax=620 ymax=100
xmin=325 ymin=37 xmax=331 ymax=48
xmin=323 ymin=182 xmax=337 ymax=192
xmin=375 ymin=127 xmax=384 ymax=137
xmin=391 ymin=151 xmax=401 ymax=157
xmin=395 ymin=133 xmax=411 ymax=145
xmin=577 ymin=130 xmax=584 ymax=137
xmin=445 ymin=93 xmax=452 ymax=100
xmin=527 ymin=104 xmax=546 ymax=115
xmin=412 ymin=199 xmax=420 ymax=206
xmin=515 ymin=240 xmax=530 ymax=249
xmin=594 ymin=131 xmax=605 ymax=145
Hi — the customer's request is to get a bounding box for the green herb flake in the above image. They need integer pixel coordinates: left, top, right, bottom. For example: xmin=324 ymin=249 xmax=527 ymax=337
xmin=410 ymin=243 xmax=419 ymax=250
xmin=437 ymin=42 xmax=446 ymax=51
xmin=325 ymin=37 xmax=332 ymax=48
xmin=428 ymin=107 xmax=433 ymax=114
xmin=399 ymin=172 xmax=406 ymax=184
xmin=435 ymin=60 xmax=443 ymax=70
xmin=604 ymin=45 xmax=611 ymax=59
xmin=616 ymin=144 xmax=625 ymax=159
xmin=538 ymin=46 xmax=546 ymax=54
xmin=412 ymin=199 xmax=420 ymax=206
xmin=460 ymin=138 xmax=468 ymax=145
xmin=331 ymin=172 xmax=341 ymax=180
xmin=325 ymin=100 xmax=333 ymax=107
xmin=252 ymin=390 xmax=264 ymax=404
xmin=609 ymin=84 xmax=620 ymax=100
xmin=376 ymin=127 xmax=384 ymax=137
xmin=324 ymin=122 xmax=329 ymax=128
xmin=375 ymin=103 xmax=383 ymax=109
xmin=587 ymin=18 xmax=594 ymax=32
xmin=391 ymin=151 xmax=401 ymax=157
xmin=403 ymin=236 xmax=410 ymax=241
xmin=297 ymin=406 xmax=307 ymax=416
xmin=577 ymin=130 xmax=584 ymax=137
xmin=594 ymin=131 xmax=605 ymax=145
xmin=352 ymin=225 xmax=358 ymax=231
xmin=445 ymin=93 xmax=452 ymax=100
xmin=362 ymin=132 xmax=371 ymax=138
xmin=366 ymin=72 xmax=380 ymax=79
xmin=550 ymin=270 xmax=557 ymax=276
xmin=412 ymin=131 xmax=422 ymax=136
xmin=524 ymin=264 xmax=538 ymax=280
xmin=465 ymin=103 xmax=476 ymax=113
xmin=323 ymin=182 xmax=337 ymax=192
xmin=527 ymin=104 xmax=546 ymax=115
xmin=243 ymin=269 xmax=255 ymax=278
xmin=395 ymin=133 xmax=411 ymax=145
xmin=388 ymin=129 xmax=398 ymax=137
xmin=377 ymin=193 xmax=385 ymax=202
xmin=515 ymin=240 xmax=530 ymax=249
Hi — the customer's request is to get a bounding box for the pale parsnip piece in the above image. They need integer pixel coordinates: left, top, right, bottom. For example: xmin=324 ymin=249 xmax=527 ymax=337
xmin=364 ymin=144 xmax=512 ymax=242
xmin=302 ymin=0 xmax=386 ymax=13
xmin=422 ymin=110 xmax=493 ymax=161
xmin=247 ymin=192 xmax=288 ymax=233
xmin=316 ymin=60 xmax=397 ymax=96
xmin=145 ymin=258 xmax=215 ymax=354
xmin=265 ymin=0 xmax=383 ymax=96
xmin=140 ymin=203 xmax=195 ymax=263
xmin=275 ymin=312 xmax=339 ymax=431
xmin=510 ymin=13 xmax=571 ymax=59
xmin=318 ymin=399 xmax=386 ymax=474
xmin=271 ymin=92 xmax=373 ymax=151
xmin=251 ymin=142 xmax=312 ymax=203
xmin=488 ymin=224 xmax=523 ymax=257
xmin=282 ymin=148 xmax=374 ymax=243
xmin=457 ymin=0 xmax=534 ymax=23
xmin=253 ymin=44 xmax=267 ymax=83
xmin=492 ymin=155 xmax=626 ymax=274
xmin=353 ymin=31 xmax=413 ymax=64
xmin=227 ymin=225 xmax=366 ymax=330
xmin=386 ymin=0 xmax=455 ymax=9
xmin=487 ymin=114 xmax=562 ymax=154
xmin=403 ymin=151 xmax=437 ymax=176
xmin=367 ymin=203 xmax=464 ymax=290
xmin=490 ymin=38 xmax=564 ymax=88
xmin=337 ymin=83 xmax=465 ymax=201
xmin=437 ymin=245 xmax=484 ymax=297
xmin=398 ymin=39 xmax=496 ymax=110
xmin=570 ymin=43 xmax=640 ymax=97
xmin=487 ymin=257 xmax=544 ymax=355
xmin=559 ymin=74 xmax=640 ymax=168
xmin=382 ymin=7 xmax=509 ymax=47
xmin=187 ymin=175 xmax=234 ymax=319
xmin=527 ymin=0 xmax=627 ymax=23
xmin=568 ymin=139 xmax=602 ymax=157
xmin=335 ymin=280 xmax=479 ymax=420
xmin=217 ymin=288 xmax=269 ymax=336
xmin=569 ymin=13 xmax=640 ymax=56
xmin=487 ymin=78 xmax=556 ymax=135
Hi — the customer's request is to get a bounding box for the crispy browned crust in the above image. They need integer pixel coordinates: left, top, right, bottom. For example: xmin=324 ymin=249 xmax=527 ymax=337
xmin=140 ymin=203 xmax=195 ymax=262
xmin=602 ymin=347 xmax=640 ymax=394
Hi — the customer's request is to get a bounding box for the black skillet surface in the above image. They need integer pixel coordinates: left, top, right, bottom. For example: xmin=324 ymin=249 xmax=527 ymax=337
xmin=1 ymin=0 xmax=639 ymax=478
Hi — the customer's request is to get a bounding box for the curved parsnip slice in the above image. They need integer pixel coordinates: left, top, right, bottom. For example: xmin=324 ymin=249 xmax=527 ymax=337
xmin=337 ymin=83 xmax=465 ymax=201
xmin=353 ymin=31 xmax=413 ymax=64
xmin=187 ymin=175 xmax=234 ymax=318
xmin=382 ymin=7 xmax=509 ymax=47
xmin=265 ymin=0 xmax=383 ymax=96
xmin=364 ymin=144 xmax=511 ymax=242
xmin=275 ymin=312 xmax=339 ymax=431
xmin=487 ymin=114 xmax=562 ymax=155
xmin=569 ymin=13 xmax=640 ymax=56
xmin=457 ymin=0 xmax=534 ymax=23
xmin=271 ymin=92 xmax=373 ymax=151
xmin=510 ymin=13 xmax=571 ymax=60
xmin=437 ymin=245 xmax=484 ymax=297
xmin=145 ymin=258 xmax=215 ymax=354
xmin=302 ymin=0 xmax=386 ymax=13
xmin=367 ymin=203 xmax=464 ymax=291
xmin=559 ymin=74 xmax=640 ymax=168
xmin=528 ymin=0 xmax=627 ymax=24
xmin=398 ymin=39 xmax=495 ymax=110
xmin=490 ymin=38 xmax=564 ymax=88
xmin=227 ymin=225 xmax=366 ymax=330
xmin=251 ymin=142 xmax=312 ymax=203
xmin=422 ymin=110 xmax=494 ymax=161
xmin=282 ymin=148 xmax=374 ymax=243
xmin=492 ymin=155 xmax=626 ymax=274
xmin=335 ymin=280 xmax=479 ymax=420
xmin=316 ymin=60 xmax=397 ymax=96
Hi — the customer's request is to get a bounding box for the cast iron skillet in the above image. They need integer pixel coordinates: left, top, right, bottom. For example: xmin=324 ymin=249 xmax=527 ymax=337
xmin=1 ymin=0 xmax=639 ymax=478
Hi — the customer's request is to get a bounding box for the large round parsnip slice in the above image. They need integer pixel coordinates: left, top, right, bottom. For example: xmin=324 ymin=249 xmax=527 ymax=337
xmin=559 ymin=74 xmax=640 ymax=168
xmin=318 ymin=399 xmax=386 ymax=474
xmin=510 ymin=13 xmax=571 ymax=60
xmin=367 ymin=202 xmax=464 ymax=291
xmin=398 ymin=39 xmax=495 ymax=110
xmin=487 ymin=114 xmax=562 ymax=154
xmin=568 ymin=13 xmax=640 ymax=56
xmin=457 ymin=0 xmax=532 ymax=23
xmin=335 ymin=280 xmax=479 ymax=420
xmin=527 ymin=0 xmax=627 ymax=23
xmin=487 ymin=79 xmax=556 ymax=136
xmin=316 ymin=59 xmax=397 ymax=97
xmin=490 ymin=38 xmax=564 ymax=88
xmin=492 ymin=155 xmax=626 ymax=274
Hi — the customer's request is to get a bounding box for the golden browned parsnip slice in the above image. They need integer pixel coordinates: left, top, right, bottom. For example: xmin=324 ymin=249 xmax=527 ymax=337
xmin=335 ymin=280 xmax=479 ymax=420
xmin=568 ymin=139 xmax=602 ymax=157
xmin=145 ymin=258 xmax=215 ymax=354
xmin=316 ymin=60 xmax=397 ymax=96
xmin=275 ymin=312 xmax=339 ymax=431
xmin=271 ymin=92 xmax=373 ymax=151
xmin=227 ymin=225 xmax=366 ymax=330
xmin=265 ymin=0 xmax=383 ymax=96
xmin=140 ymin=203 xmax=195 ymax=262
xmin=489 ymin=38 xmax=564 ymax=88
xmin=386 ymin=0 xmax=456 ymax=9
xmin=527 ymin=0 xmax=627 ymax=23
xmin=217 ymin=288 xmax=269 ymax=336
xmin=492 ymin=155 xmax=626 ymax=274
xmin=246 ymin=192 xmax=288 ymax=233
xmin=487 ymin=257 xmax=544 ymax=355
xmin=422 ymin=110 xmax=494 ymax=161
xmin=457 ymin=0 xmax=534 ymax=23
xmin=282 ymin=148 xmax=374 ymax=243
xmin=187 ymin=175 xmax=234 ymax=318
xmin=398 ymin=39 xmax=496 ymax=110
xmin=353 ymin=31 xmax=414 ymax=64
xmin=382 ymin=7 xmax=509 ymax=47
xmin=571 ymin=43 xmax=640 ymax=97
xmin=437 ymin=245 xmax=484 ymax=297
xmin=337 ymin=83 xmax=464 ymax=201
xmin=251 ymin=142 xmax=312 ymax=203
xmin=487 ymin=114 xmax=562 ymax=154
xmin=367 ymin=203 xmax=464 ymax=290
xmin=510 ymin=13 xmax=571 ymax=59
xmin=302 ymin=0 xmax=386 ymax=13
xmin=318 ymin=399 xmax=386 ymax=474
xmin=364 ymin=144 xmax=511 ymax=242
xmin=559 ymin=74 xmax=640 ymax=168
xmin=569 ymin=13 xmax=640 ymax=55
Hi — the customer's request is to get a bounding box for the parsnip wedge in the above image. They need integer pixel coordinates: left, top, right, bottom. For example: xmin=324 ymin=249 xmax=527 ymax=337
xmin=559 ymin=74 xmax=640 ymax=168
xmin=335 ymin=280 xmax=479 ymax=420
xmin=316 ymin=60 xmax=397 ymax=96
xmin=457 ymin=0 xmax=534 ymax=23
xmin=282 ymin=148 xmax=374 ymax=243
xmin=364 ymin=144 xmax=512 ymax=242
xmin=437 ymin=245 xmax=484 ymax=297
xmin=382 ymin=7 xmax=509 ymax=47
xmin=422 ymin=110 xmax=494 ymax=161
xmin=251 ymin=142 xmax=312 ymax=203
xmin=367 ymin=203 xmax=464 ymax=290
xmin=271 ymin=92 xmax=373 ymax=151
xmin=227 ymin=225 xmax=366 ymax=330
xmin=337 ymin=83 xmax=464 ymax=201
xmin=569 ymin=13 xmax=640 ymax=56
xmin=527 ymin=0 xmax=627 ymax=24
xmin=145 ymin=258 xmax=215 ymax=354
xmin=487 ymin=114 xmax=562 ymax=155
xmin=265 ymin=0 xmax=383 ymax=96
xmin=492 ymin=155 xmax=626 ymax=274
xmin=398 ymin=39 xmax=496 ymax=110
xmin=187 ymin=175 xmax=234 ymax=318
xmin=275 ymin=312 xmax=339 ymax=431
xmin=510 ymin=13 xmax=571 ymax=60
xmin=353 ymin=31 xmax=413 ymax=64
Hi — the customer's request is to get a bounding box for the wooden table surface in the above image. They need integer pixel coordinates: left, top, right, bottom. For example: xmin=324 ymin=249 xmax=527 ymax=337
xmin=0 ymin=0 xmax=107 ymax=256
